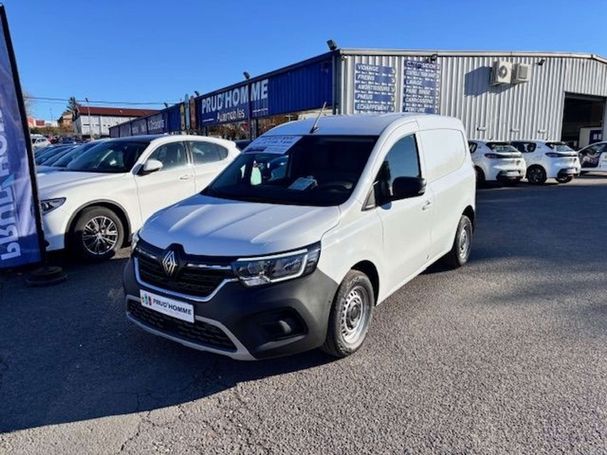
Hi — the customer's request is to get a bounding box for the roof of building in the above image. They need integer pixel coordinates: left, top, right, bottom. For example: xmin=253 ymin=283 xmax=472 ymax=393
xmin=339 ymin=48 xmax=607 ymax=64
xmin=74 ymin=105 xmax=160 ymax=118
xmin=265 ymin=113 xmax=463 ymax=136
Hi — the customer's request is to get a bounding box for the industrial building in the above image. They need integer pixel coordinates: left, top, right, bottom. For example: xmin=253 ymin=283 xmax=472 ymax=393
xmin=110 ymin=48 xmax=607 ymax=147
xmin=74 ymin=105 xmax=159 ymax=138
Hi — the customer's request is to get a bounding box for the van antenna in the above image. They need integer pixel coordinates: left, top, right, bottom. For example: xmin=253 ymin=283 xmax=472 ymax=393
xmin=309 ymin=102 xmax=327 ymax=134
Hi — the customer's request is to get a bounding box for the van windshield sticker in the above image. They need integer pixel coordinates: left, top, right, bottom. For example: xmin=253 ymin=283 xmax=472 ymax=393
xmin=244 ymin=135 xmax=302 ymax=154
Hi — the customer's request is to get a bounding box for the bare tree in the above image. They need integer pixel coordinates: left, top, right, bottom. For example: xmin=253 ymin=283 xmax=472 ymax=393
xmin=22 ymin=90 xmax=34 ymax=117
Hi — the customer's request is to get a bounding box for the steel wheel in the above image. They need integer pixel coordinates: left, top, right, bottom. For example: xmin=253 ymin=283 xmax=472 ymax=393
xmin=322 ymin=270 xmax=375 ymax=357
xmin=340 ymin=286 xmax=371 ymax=345
xmin=82 ymin=215 xmax=119 ymax=256
xmin=458 ymin=222 xmax=472 ymax=262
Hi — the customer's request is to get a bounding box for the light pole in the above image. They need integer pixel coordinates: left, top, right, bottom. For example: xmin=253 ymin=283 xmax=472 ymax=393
xmin=85 ymin=97 xmax=92 ymax=140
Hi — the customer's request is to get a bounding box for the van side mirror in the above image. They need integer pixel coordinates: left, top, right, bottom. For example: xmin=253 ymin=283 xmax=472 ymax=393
xmin=141 ymin=159 xmax=163 ymax=175
xmin=392 ymin=176 xmax=426 ymax=200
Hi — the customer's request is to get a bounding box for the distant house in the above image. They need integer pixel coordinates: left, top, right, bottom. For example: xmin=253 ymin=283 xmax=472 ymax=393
xmin=27 ymin=117 xmax=57 ymax=128
xmin=57 ymin=111 xmax=73 ymax=130
xmin=73 ymin=105 xmax=159 ymax=138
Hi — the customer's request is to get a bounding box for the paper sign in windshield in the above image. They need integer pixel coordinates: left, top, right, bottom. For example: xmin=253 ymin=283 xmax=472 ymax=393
xmin=244 ymin=135 xmax=302 ymax=154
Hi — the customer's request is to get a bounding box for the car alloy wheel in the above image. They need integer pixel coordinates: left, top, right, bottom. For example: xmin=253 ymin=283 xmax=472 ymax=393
xmin=82 ymin=215 xmax=119 ymax=256
xmin=527 ymin=166 xmax=546 ymax=184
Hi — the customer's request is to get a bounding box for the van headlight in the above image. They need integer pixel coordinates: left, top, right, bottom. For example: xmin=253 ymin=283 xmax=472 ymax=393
xmin=40 ymin=198 xmax=66 ymax=214
xmin=232 ymin=243 xmax=321 ymax=287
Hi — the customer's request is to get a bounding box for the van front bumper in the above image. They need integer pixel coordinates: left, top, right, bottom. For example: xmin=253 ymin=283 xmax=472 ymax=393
xmin=123 ymin=258 xmax=338 ymax=360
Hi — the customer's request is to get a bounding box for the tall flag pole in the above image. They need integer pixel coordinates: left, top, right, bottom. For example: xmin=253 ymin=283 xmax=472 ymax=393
xmin=0 ymin=4 xmax=65 ymax=284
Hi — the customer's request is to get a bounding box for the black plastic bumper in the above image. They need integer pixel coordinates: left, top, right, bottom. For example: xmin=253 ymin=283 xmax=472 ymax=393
xmin=123 ymin=258 xmax=338 ymax=359
xmin=558 ymin=168 xmax=579 ymax=177
xmin=496 ymin=170 xmax=523 ymax=181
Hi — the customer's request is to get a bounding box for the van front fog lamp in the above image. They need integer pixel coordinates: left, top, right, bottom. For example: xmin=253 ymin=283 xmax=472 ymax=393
xmin=232 ymin=243 xmax=321 ymax=287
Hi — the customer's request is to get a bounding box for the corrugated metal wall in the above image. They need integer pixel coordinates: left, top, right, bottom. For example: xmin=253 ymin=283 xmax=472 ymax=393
xmin=340 ymin=53 xmax=607 ymax=140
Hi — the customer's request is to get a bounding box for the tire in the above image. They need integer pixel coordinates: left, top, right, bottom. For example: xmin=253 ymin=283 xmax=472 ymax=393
xmin=527 ymin=165 xmax=547 ymax=185
xmin=474 ymin=167 xmax=486 ymax=187
xmin=70 ymin=206 xmax=124 ymax=261
xmin=442 ymin=215 xmax=473 ymax=269
xmin=321 ymin=270 xmax=374 ymax=358
xmin=555 ymin=175 xmax=573 ymax=184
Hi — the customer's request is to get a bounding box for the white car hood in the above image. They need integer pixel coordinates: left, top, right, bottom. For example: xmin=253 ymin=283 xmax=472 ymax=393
xmin=140 ymin=194 xmax=341 ymax=256
xmin=37 ymin=170 xmax=123 ymax=196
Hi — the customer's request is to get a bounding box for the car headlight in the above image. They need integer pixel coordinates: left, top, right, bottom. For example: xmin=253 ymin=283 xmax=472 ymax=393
xmin=40 ymin=198 xmax=66 ymax=214
xmin=232 ymin=243 xmax=321 ymax=287
xmin=131 ymin=230 xmax=140 ymax=253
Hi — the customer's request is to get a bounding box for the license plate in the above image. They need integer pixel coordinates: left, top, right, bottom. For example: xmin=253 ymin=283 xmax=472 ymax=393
xmin=140 ymin=290 xmax=194 ymax=323
xmin=506 ymin=170 xmax=520 ymax=176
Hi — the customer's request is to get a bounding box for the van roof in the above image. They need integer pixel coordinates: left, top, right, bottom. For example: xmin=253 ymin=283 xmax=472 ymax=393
xmin=265 ymin=113 xmax=463 ymax=137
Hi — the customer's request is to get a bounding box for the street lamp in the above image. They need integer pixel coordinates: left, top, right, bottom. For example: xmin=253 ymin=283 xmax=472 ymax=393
xmin=85 ymin=97 xmax=92 ymax=140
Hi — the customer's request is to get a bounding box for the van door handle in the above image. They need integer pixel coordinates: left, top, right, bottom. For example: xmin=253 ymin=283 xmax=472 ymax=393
xmin=422 ymin=200 xmax=432 ymax=211
xmin=179 ymin=174 xmax=193 ymax=181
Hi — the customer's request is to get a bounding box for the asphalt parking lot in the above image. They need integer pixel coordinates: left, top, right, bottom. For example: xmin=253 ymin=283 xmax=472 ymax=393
xmin=1 ymin=176 xmax=606 ymax=454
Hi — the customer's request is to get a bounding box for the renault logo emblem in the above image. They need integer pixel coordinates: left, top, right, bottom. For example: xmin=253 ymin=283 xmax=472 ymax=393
xmin=161 ymin=249 xmax=178 ymax=277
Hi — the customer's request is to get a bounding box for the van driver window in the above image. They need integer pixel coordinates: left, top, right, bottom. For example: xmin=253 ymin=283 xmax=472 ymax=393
xmin=378 ymin=135 xmax=421 ymax=197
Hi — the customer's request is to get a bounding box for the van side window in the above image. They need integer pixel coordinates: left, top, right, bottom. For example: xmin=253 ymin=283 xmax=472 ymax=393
xmin=377 ymin=135 xmax=421 ymax=198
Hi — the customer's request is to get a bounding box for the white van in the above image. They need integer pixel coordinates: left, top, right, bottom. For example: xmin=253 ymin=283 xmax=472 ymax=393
xmin=124 ymin=114 xmax=476 ymax=360
xmin=468 ymin=140 xmax=526 ymax=185
xmin=511 ymin=140 xmax=581 ymax=184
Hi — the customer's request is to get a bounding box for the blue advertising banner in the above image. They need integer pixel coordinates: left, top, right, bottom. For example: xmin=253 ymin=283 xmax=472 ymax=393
xmin=146 ymin=112 xmax=166 ymax=134
xmin=402 ymin=59 xmax=441 ymax=114
xmin=197 ymin=56 xmax=333 ymax=127
xmin=199 ymin=79 xmax=269 ymax=126
xmin=0 ymin=6 xmax=44 ymax=268
xmin=353 ymin=63 xmax=396 ymax=113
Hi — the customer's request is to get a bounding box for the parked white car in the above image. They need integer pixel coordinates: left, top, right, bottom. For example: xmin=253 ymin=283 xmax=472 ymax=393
xmin=578 ymin=141 xmax=607 ymax=174
xmin=31 ymin=135 xmax=51 ymax=150
xmin=468 ymin=140 xmax=526 ymax=185
xmin=38 ymin=135 xmax=240 ymax=260
xmin=511 ymin=140 xmax=581 ymax=184
xmin=124 ymin=113 xmax=476 ymax=360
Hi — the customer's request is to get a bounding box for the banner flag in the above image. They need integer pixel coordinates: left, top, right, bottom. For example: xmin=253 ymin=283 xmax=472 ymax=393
xmin=0 ymin=5 xmax=45 ymax=269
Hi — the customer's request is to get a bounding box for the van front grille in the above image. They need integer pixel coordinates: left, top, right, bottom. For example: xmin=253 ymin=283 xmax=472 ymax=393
xmin=127 ymin=299 xmax=236 ymax=351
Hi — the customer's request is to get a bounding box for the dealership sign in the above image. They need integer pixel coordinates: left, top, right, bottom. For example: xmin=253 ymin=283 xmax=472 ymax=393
xmin=0 ymin=6 xmax=44 ymax=268
xmin=402 ymin=59 xmax=441 ymax=114
xmin=199 ymin=79 xmax=269 ymax=125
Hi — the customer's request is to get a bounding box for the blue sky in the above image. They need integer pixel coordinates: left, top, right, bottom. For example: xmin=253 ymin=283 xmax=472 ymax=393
xmin=5 ymin=0 xmax=607 ymax=120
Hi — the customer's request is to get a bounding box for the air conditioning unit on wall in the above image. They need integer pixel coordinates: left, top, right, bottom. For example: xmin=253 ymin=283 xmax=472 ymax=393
xmin=512 ymin=63 xmax=532 ymax=83
xmin=491 ymin=61 xmax=512 ymax=85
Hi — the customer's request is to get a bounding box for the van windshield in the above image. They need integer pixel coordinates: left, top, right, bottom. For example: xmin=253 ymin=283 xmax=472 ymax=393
xmin=203 ymin=135 xmax=378 ymax=206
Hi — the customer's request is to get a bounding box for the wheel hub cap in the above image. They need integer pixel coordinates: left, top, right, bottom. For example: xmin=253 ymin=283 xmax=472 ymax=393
xmin=341 ymin=286 xmax=370 ymax=344
xmin=459 ymin=228 xmax=470 ymax=259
